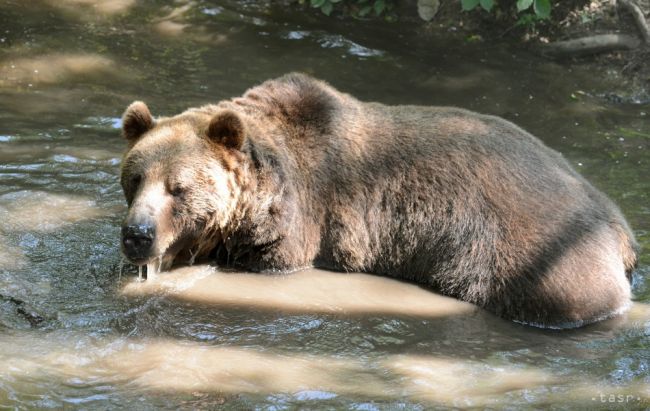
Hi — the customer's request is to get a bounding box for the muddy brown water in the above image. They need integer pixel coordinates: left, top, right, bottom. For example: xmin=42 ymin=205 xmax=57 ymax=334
xmin=0 ymin=1 xmax=649 ymax=409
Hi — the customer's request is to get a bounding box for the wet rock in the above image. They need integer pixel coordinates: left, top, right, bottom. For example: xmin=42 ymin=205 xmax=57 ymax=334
xmin=0 ymin=293 xmax=48 ymax=328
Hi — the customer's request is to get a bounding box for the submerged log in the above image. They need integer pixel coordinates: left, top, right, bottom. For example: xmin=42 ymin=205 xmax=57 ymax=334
xmin=541 ymin=34 xmax=641 ymax=58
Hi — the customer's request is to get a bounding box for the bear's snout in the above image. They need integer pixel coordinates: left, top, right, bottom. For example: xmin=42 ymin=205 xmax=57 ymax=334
xmin=121 ymin=223 xmax=156 ymax=263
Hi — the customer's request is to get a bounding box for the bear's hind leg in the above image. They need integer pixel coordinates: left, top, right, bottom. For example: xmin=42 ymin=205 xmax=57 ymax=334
xmin=498 ymin=224 xmax=633 ymax=328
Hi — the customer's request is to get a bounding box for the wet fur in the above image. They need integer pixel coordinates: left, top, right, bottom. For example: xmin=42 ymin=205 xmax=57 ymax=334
xmin=121 ymin=73 xmax=638 ymax=327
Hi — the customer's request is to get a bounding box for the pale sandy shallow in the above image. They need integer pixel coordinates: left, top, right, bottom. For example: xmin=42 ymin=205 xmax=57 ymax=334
xmin=0 ymin=191 xmax=109 ymax=233
xmin=0 ymin=333 xmax=559 ymax=407
xmin=0 ymin=191 xmax=110 ymax=272
xmin=1 ymin=338 xmax=646 ymax=407
xmin=0 ymin=235 xmax=26 ymax=271
xmin=41 ymin=0 xmax=134 ymax=16
xmin=0 ymin=54 xmax=116 ymax=87
xmin=121 ymin=265 xmax=478 ymax=317
xmin=121 ymin=265 xmax=650 ymax=325
xmin=0 ymin=262 xmax=647 ymax=407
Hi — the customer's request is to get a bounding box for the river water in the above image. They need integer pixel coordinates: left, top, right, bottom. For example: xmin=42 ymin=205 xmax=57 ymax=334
xmin=0 ymin=1 xmax=649 ymax=409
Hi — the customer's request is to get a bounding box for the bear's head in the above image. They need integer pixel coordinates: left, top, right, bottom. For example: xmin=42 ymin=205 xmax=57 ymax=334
xmin=118 ymin=101 xmax=253 ymax=270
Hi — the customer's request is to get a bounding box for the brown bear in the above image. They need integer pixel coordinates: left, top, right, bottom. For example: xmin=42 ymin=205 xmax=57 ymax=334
xmin=119 ymin=72 xmax=637 ymax=328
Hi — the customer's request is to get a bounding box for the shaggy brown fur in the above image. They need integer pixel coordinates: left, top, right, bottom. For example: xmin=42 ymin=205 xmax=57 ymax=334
xmin=119 ymin=73 xmax=638 ymax=328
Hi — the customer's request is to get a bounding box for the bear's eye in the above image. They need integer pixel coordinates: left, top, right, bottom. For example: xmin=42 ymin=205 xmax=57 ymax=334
xmin=130 ymin=174 xmax=142 ymax=188
xmin=170 ymin=185 xmax=185 ymax=197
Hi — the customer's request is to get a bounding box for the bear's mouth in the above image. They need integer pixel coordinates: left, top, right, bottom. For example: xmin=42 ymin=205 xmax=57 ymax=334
xmin=135 ymin=253 xmax=175 ymax=281
xmin=126 ymin=236 xmax=200 ymax=280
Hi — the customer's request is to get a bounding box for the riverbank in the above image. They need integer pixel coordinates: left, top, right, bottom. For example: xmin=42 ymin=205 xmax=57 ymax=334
xmin=295 ymin=0 xmax=650 ymax=103
xmin=426 ymin=0 xmax=650 ymax=103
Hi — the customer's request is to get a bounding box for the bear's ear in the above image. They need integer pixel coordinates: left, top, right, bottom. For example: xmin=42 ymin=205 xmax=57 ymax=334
xmin=122 ymin=101 xmax=154 ymax=142
xmin=207 ymin=110 xmax=246 ymax=150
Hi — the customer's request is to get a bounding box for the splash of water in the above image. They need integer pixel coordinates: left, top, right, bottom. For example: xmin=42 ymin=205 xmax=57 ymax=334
xmin=145 ymin=256 xmax=162 ymax=281
xmin=117 ymin=258 xmax=125 ymax=284
xmin=145 ymin=263 xmax=155 ymax=281
xmin=188 ymin=247 xmax=198 ymax=266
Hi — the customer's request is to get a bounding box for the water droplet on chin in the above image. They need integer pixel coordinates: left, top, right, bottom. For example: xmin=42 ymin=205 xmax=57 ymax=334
xmin=145 ymin=256 xmax=162 ymax=281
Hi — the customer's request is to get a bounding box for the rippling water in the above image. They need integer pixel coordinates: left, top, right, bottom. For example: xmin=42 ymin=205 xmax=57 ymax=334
xmin=0 ymin=0 xmax=648 ymax=409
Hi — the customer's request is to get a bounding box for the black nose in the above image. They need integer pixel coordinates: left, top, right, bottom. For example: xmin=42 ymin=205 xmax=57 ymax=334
xmin=121 ymin=224 xmax=155 ymax=259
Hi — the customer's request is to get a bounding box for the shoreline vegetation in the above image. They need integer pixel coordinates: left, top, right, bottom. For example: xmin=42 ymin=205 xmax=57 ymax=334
xmin=292 ymin=0 xmax=650 ymax=103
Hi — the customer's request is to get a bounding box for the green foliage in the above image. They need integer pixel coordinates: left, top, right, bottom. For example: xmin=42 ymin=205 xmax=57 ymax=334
xmin=461 ymin=0 xmax=480 ymax=11
xmin=305 ymin=0 xmax=553 ymax=21
xmin=461 ymin=0 xmax=496 ymax=12
xmin=514 ymin=12 xmax=544 ymax=27
xmin=308 ymin=0 xmax=393 ymax=17
xmin=516 ymin=0 xmax=533 ymax=12
xmin=462 ymin=0 xmax=553 ymax=20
